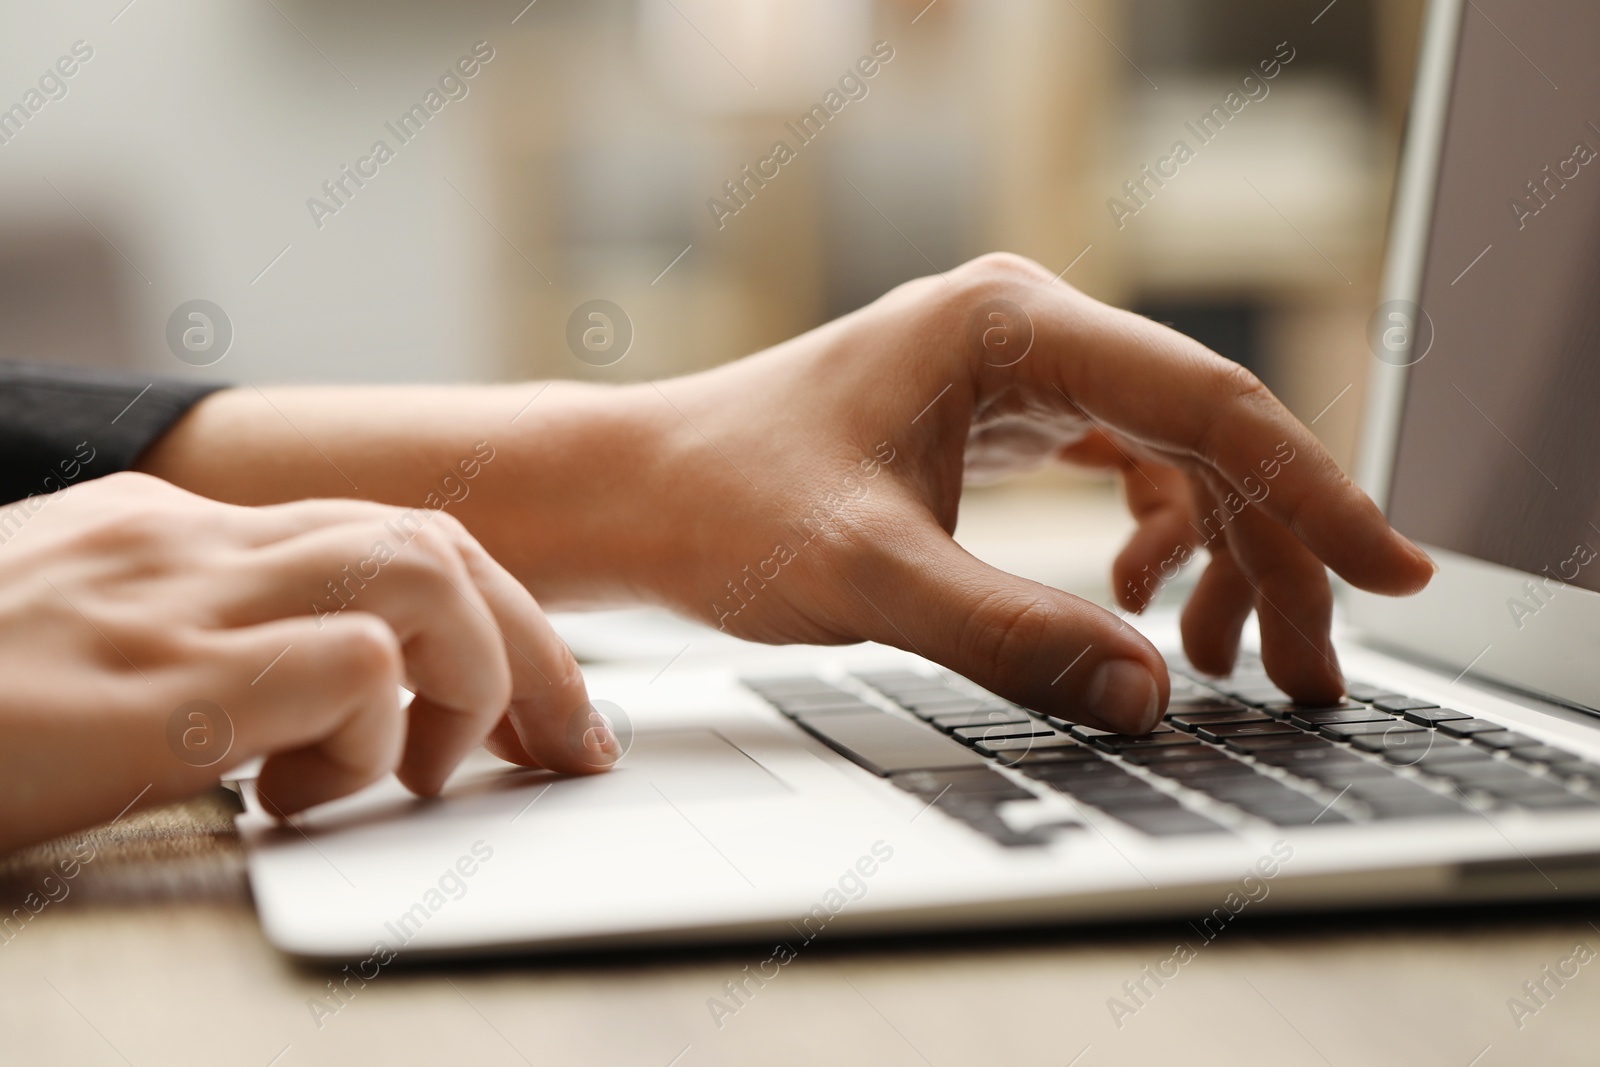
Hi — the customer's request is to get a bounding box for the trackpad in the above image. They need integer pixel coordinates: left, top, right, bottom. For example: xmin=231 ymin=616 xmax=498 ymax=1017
xmin=241 ymin=728 xmax=792 ymax=833
xmin=448 ymin=728 xmax=793 ymax=812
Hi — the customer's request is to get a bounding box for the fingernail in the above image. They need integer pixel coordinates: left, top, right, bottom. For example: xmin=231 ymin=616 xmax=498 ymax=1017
xmin=1086 ymin=659 xmax=1161 ymax=733
xmin=1402 ymin=536 xmax=1438 ymax=573
xmin=582 ymin=723 xmax=617 ymax=764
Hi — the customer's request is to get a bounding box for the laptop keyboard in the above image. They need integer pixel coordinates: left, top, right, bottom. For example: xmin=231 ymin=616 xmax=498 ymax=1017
xmin=741 ymin=654 xmax=1600 ymax=847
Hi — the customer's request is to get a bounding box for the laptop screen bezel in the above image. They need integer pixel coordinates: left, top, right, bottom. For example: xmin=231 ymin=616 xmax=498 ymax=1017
xmin=1345 ymin=0 xmax=1600 ymax=715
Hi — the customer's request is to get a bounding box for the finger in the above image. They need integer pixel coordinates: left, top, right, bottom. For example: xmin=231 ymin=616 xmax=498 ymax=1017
xmin=429 ymin=522 xmax=602 ymax=778
xmin=1013 ymin=283 xmax=1435 ymax=593
xmin=1109 ymin=462 xmax=1201 ymax=613
xmin=1056 ymin=429 xmax=1204 ymax=613
xmin=218 ymin=614 xmax=410 ymax=817
xmin=482 ymin=716 xmax=540 ymax=768
xmin=856 ymin=523 xmax=1168 ymax=733
xmin=231 ymin=500 xmax=603 ymax=781
xmin=1055 ymin=427 xmax=1136 ymax=471
xmin=1199 ymin=473 xmax=1344 ymax=703
xmin=218 ymin=519 xmax=515 ymax=794
xmin=1179 ymin=546 xmax=1256 ymax=678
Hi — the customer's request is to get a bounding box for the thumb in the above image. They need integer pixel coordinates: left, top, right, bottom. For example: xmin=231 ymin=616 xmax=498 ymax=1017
xmin=855 ymin=528 xmax=1169 ymax=733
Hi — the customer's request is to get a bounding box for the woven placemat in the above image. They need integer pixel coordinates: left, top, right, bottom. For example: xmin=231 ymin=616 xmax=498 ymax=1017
xmin=0 ymin=787 xmax=249 ymax=910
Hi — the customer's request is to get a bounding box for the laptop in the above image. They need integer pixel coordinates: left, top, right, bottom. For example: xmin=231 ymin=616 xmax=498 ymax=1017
xmin=238 ymin=0 xmax=1600 ymax=960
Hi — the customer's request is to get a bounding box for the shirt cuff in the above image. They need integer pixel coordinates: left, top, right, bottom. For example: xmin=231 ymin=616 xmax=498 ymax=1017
xmin=0 ymin=360 xmax=228 ymax=504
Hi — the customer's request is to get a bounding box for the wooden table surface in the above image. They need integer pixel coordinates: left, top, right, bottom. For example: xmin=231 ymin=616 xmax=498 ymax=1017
xmin=2 ymin=788 xmax=1598 ymax=1067
xmin=3 ymin=489 xmax=1598 ymax=1066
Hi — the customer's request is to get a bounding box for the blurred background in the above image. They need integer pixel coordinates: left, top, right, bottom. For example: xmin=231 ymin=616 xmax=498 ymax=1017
xmin=0 ymin=0 xmax=1423 ymax=479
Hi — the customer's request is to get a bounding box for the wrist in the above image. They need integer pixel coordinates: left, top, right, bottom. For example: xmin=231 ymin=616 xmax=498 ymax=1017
xmin=481 ymin=379 xmax=696 ymax=610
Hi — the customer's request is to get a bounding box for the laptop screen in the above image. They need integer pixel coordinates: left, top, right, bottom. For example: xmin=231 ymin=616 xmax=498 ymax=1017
xmin=1385 ymin=0 xmax=1600 ymax=593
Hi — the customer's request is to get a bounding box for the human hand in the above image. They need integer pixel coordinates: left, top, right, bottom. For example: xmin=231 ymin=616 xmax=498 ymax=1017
xmin=0 ymin=473 xmax=600 ymax=853
xmin=635 ymin=254 xmax=1434 ymax=733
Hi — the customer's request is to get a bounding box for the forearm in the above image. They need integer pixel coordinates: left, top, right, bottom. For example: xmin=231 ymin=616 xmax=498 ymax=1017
xmin=135 ymin=381 xmax=683 ymax=609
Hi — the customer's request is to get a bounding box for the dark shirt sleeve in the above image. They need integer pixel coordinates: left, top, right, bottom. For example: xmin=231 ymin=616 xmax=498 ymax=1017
xmin=0 ymin=360 xmax=227 ymax=505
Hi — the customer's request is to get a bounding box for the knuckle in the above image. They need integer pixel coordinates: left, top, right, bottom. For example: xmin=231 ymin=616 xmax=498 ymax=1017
xmin=951 ymin=253 xmax=1052 ymax=306
xmin=1196 ymin=360 xmax=1274 ymax=460
xmin=401 ymin=521 xmax=462 ymax=568
xmin=325 ymin=614 xmax=403 ymax=691
xmin=1214 ymin=358 xmax=1271 ymax=405
xmin=97 ymin=470 xmax=172 ymax=495
xmin=66 ymin=503 xmax=182 ymax=560
xmin=425 ymin=509 xmax=470 ymax=541
xmin=961 ymin=251 xmax=1050 ymax=287
xmin=379 ymin=524 xmax=462 ymax=587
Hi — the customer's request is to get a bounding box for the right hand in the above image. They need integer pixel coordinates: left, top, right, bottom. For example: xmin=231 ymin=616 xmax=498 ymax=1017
xmin=0 ymin=472 xmax=603 ymax=854
xmin=619 ymin=253 xmax=1434 ymax=730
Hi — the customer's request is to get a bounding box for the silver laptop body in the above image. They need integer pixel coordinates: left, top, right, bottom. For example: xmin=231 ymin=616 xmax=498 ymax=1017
xmin=240 ymin=0 xmax=1600 ymax=960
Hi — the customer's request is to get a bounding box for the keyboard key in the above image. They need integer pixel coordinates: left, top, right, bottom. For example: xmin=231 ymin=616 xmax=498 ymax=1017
xmin=1225 ymin=684 xmax=1295 ymax=707
xmin=1348 ymin=731 xmax=1438 ymax=757
xmin=901 ymin=697 xmax=990 ymax=718
xmin=1119 ymin=745 xmax=1234 ymax=766
xmin=976 ymin=734 xmax=1084 ymax=757
xmin=1224 ymin=733 xmax=1330 ymax=754
xmin=1196 ymin=722 xmax=1302 ymax=743
xmin=1083 ymin=788 xmax=1187 ymax=812
xmin=1053 ymin=782 xmax=1168 ymax=809
xmin=1365 ymin=794 xmax=1473 ymax=819
xmin=939 ymin=814 xmax=1066 ymax=848
xmin=853 ymin=670 xmax=936 ymax=688
xmin=1436 ymin=718 xmax=1506 ymax=738
xmin=1398 ymin=706 xmax=1473 ymax=726
xmin=774 ymin=700 xmax=881 ymax=719
xmin=769 ymin=693 xmax=876 ymax=714
xmin=1558 ymin=766 xmax=1600 ymax=790
xmin=1021 ymin=759 xmax=1126 ymax=782
xmin=1289 ymin=751 xmax=1397 ymax=774
xmin=1342 ymin=777 xmax=1443 ymax=801
xmin=875 ymin=681 xmax=958 ymax=697
xmin=1091 ymin=733 xmax=1204 ymax=754
xmin=744 ymin=675 xmax=849 ymax=694
xmin=1286 ymin=759 xmax=1400 ymax=786
xmin=1473 ymin=731 xmax=1543 ymax=751
xmin=1168 ymin=709 xmax=1274 ymax=729
xmin=881 ymin=684 xmax=968 ymax=703
xmin=890 ymin=767 xmax=1033 ymax=801
xmin=1509 ymin=792 xmax=1600 ymax=811
xmin=1321 ymin=720 xmax=1425 ymax=740
xmin=951 ymin=723 xmax=1058 ymax=745
xmin=1113 ymin=806 xmax=1229 ymax=836
xmin=1395 ymin=744 xmax=1493 ymax=768
xmin=1228 ymin=795 xmax=1346 ymax=826
xmin=1143 ymin=758 xmax=1258 ymax=781
xmin=930 ymin=709 xmax=1033 ymax=731
xmin=1196 ymin=779 xmax=1311 ymax=805
xmin=1039 ymin=766 xmax=1147 ymax=791
xmin=1510 ymin=745 xmax=1585 ymax=767
xmin=985 ymin=742 xmax=1100 ymax=767
xmin=1290 ymin=707 xmax=1393 ymax=728
xmin=1068 ymin=723 xmax=1174 ymax=742
xmin=1372 ymin=696 xmax=1441 ymax=713
xmin=1427 ymin=762 xmax=1547 ymax=789
xmin=1253 ymin=744 xmax=1362 ymax=767
xmin=794 ymin=710 xmax=987 ymax=775
xmin=1346 ymin=682 xmax=1401 ymax=702
xmin=1166 ymin=697 xmax=1248 ymax=714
